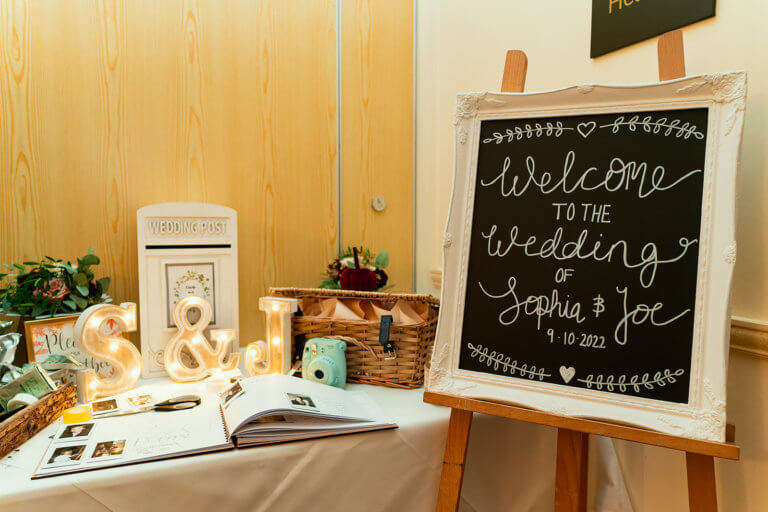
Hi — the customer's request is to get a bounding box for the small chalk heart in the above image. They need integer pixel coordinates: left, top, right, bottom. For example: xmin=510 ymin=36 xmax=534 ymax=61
xmin=559 ymin=366 xmax=576 ymax=384
xmin=576 ymin=121 xmax=596 ymax=138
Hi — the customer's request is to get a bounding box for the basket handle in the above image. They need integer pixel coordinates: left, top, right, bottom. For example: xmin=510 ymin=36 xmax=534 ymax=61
xmin=326 ymin=336 xmax=383 ymax=360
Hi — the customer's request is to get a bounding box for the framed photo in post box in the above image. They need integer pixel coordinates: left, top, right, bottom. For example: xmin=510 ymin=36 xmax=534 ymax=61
xmin=427 ymin=73 xmax=746 ymax=442
xmin=137 ymin=203 xmax=239 ymax=377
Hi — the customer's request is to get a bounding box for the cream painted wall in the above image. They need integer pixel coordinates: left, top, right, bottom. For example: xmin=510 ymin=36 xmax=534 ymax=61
xmin=414 ymin=0 xmax=768 ymax=323
xmin=415 ymin=1 xmax=768 ymax=510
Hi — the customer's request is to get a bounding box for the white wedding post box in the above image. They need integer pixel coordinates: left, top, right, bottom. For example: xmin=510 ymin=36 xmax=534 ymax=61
xmin=137 ymin=202 xmax=239 ymax=377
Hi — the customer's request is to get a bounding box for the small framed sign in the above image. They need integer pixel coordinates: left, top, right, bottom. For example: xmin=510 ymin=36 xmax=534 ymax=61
xmin=25 ymin=315 xmax=118 ymax=378
xmin=137 ymin=203 xmax=239 ymax=377
xmin=428 ymin=73 xmax=746 ymax=442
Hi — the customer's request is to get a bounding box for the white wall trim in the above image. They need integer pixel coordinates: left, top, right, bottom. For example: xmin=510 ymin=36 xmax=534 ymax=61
xmin=731 ymin=316 xmax=768 ymax=358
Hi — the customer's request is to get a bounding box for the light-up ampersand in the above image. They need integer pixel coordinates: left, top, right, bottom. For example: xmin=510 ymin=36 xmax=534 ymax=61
xmin=74 ymin=302 xmax=142 ymax=402
xmin=245 ymin=297 xmax=298 ymax=376
xmin=164 ymin=295 xmax=240 ymax=382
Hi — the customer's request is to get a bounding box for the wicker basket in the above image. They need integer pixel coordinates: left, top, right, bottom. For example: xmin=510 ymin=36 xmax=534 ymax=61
xmin=0 ymin=383 xmax=76 ymax=459
xmin=270 ymin=287 xmax=439 ymax=389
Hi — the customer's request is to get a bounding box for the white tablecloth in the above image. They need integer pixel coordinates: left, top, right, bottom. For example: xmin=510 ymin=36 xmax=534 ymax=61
xmin=0 ymin=381 xmax=454 ymax=512
xmin=1 ymin=379 xmax=636 ymax=512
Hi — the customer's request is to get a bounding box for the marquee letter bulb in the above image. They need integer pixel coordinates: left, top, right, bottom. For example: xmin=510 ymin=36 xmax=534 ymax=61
xmin=244 ymin=297 xmax=297 ymax=376
xmin=74 ymin=303 xmax=142 ymax=402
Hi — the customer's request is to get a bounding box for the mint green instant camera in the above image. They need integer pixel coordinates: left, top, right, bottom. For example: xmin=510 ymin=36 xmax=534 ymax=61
xmin=302 ymin=338 xmax=347 ymax=389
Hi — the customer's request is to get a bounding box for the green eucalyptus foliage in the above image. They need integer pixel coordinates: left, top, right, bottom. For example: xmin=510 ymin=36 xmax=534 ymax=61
xmin=0 ymin=247 xmax=111 ymax=318
xmin=373 ymin=251 xmax=389 ymax=269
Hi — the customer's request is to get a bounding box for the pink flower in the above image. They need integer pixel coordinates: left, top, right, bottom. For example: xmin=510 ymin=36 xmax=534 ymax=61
xmin=34 ymin=278 xmax=70 ymax=301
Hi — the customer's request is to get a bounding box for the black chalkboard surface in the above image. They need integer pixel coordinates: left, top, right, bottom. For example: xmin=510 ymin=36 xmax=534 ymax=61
xmin=458 ymin=108 xmax=708 ymax=404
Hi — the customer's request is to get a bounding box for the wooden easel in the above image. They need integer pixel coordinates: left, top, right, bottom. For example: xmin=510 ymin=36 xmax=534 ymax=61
xmin=425 ymin=30 xmax=740 ymax=512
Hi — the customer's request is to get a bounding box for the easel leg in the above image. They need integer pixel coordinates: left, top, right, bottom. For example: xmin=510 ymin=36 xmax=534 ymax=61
xmin=554 ymin=428 xmax=589 ymax=512
xmin=436 ymin=408 xmax=473 ymax=512
xmin=686 ymin=453 xmax=718 ymax=512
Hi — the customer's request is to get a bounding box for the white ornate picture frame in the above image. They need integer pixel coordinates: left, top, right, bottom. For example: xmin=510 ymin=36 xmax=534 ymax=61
xmin=428 ymin=73 xmax=746 ymax=442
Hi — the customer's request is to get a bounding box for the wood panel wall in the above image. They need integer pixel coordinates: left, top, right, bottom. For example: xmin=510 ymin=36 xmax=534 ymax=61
xmin=0 ymin=0 xmax=414 ymax=344
xmin=0 ymin=0 xmax=340 ymax=342
xmin=341 ymin=0 xmax=414 ymax=290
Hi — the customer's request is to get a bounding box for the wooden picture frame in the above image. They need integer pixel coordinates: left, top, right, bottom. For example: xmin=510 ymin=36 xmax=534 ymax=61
xmin=24 ymin=315 xmax=116 ymax=378
xmin=428 ymin=72 xmax=746 ymax=442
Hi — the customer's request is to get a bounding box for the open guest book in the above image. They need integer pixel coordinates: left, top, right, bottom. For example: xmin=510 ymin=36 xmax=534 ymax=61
xmin=33 ymin=375 xmax=396 ymax=478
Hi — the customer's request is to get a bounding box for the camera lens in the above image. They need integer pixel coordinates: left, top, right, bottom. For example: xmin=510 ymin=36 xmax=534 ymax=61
xmin=306 ymin=357 xmax=337 ymax=386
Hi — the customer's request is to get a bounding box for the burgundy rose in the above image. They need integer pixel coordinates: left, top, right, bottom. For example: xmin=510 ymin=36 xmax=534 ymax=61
xmin=33 ymin=278 xmax=70 ymax=301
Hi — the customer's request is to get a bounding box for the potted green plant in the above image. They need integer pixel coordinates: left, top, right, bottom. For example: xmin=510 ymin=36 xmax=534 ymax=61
xmin=0 ymin=247 xmax=112 ymax=364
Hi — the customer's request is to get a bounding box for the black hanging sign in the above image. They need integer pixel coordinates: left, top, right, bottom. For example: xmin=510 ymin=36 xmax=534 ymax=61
xmin=590 ymin=0 xmax=716 ymax=58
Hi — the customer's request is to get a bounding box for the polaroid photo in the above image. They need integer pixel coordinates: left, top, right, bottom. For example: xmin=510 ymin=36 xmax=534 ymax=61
xmin=87 ymin=440 xmax=127 ymax=463
xmin=127 ymin=394 xmax=153 ymax=407
xmin=255 ymin=415 xmax=289 ymax=424
xmin=55 ymin=423 xmax=94 ymax=443
xmin=286 ymin=393 xmax=316 ymax=410
xmin=44 ymin=444 xmax=87 ymax=468
xmin=220 ymin=381 xmax=243 ymax=408
xmin=92 ymin=398 xmax=118 ymax=414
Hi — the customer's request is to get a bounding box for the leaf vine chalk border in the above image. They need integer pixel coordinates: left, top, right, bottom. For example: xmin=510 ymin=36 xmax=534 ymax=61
xmin=577 ymin=368 xmax=685 ymax=393
xmin=483 ymin=122 xmax=573 ymax=144
xmin=467 ymin=343 xmax=551 ymax=380
xmin=481 ymin=114 xmax=704 ymax=144
xmin=599 ymin=115 xmax=704 ymax=139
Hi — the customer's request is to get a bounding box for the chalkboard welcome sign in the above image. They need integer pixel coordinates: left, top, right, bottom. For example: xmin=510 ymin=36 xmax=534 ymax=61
xmin=428 ymin=73 xmax=746 ymax=442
